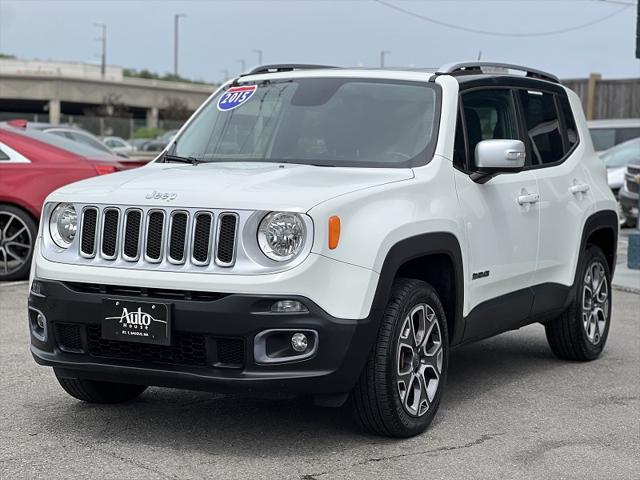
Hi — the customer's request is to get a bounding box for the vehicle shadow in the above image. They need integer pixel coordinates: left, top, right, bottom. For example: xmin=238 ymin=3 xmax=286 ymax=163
xmin=40 ymin=325 xmax=563 ymax=455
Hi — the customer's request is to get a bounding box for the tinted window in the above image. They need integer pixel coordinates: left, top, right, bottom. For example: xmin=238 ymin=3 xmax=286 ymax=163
xmin=106 ymin=138 xmax=126 ymax=148
xmin=68 ymin=132 xmax=112 ymax=153
xmin=175 ymin=79 xmax=440 ymax=168
xmin=0 ymin=148 xmax=9 ymax=161
xmin=461 ymin=89 xmax=518 ymax=168
xmin=558 ymin=96 xmax=578 ymax=149
xmin=519 ymin=90 xmax=564 ymax=165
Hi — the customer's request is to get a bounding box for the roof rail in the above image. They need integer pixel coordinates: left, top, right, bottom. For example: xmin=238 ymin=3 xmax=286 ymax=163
xmin=436 ymin=62 xmax=559 ymax=84
xmin=245 ymin=64 xmax=339 ymax=76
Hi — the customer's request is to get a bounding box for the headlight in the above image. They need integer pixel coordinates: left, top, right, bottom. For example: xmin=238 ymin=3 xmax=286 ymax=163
xmin=49 ymin=203 xmax=77 ymax=248
xmin=257 ymin=212 xmax=306 ymax=261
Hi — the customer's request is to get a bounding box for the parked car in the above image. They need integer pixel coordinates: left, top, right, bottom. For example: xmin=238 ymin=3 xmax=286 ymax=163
xmin=588 ymin=118 xmax=640 ymax=153
xmin=28 ymin=62 xmax=618 ymax=438
xmin=127 ymin=138 xmax=152 ymax=152
xmin=600 ymin=138 xmax=640 ymax=195
xmin=28 ymin=122 xmax=129 ymax=158
xmin=102 ymin=136 xmax=134 ymax=156
xmin=141 ymin=129 xmax=179 ymax=151
xmin=619 ymin=164 xmax=640 ymax=228
xmin=0 ymin=120 xmax=145 ymax=280
xmin=598 ymin=138 xmax=640 ymax=226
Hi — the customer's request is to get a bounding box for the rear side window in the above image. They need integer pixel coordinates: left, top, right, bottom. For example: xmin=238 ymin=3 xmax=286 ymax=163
xmin=67 ymin=132 xmax=112 ymax=153
xmin=0 ymin=148 xmax=9 ymax=161
xmin=519 ymin=90 xmax=564 ymax=165
xmin=558 ymin=96 xmax=578 ymax=150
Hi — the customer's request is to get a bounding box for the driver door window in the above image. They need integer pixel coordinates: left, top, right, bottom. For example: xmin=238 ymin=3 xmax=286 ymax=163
xmin=461 ymin=89 xmax=519 ymax=169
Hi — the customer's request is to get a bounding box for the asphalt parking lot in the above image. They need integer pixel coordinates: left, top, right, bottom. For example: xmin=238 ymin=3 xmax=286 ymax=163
xmin=1 ymin=276 xmax=638 ymax=479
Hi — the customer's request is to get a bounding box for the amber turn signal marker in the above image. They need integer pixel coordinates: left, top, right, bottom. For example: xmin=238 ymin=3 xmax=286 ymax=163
xmin=328 ymin=216 xmax=341 ymax=250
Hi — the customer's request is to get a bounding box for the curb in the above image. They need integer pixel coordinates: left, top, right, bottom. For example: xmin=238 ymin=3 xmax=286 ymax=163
xmin=613 ymin=284 xmax=640 ymax=295
xmin=0 ymin=281 xmax=28 ymax=288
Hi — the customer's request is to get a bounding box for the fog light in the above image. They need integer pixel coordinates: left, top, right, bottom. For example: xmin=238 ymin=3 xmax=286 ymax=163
xmin=271 ymin=300 xmax=308 ymax=314
xmin=30 ymin=280 xmax=43 ymax=296
xmin=36 ymin=313 xmax=46 ymax=329
xmin=291 ymin=332 xmax=308 ymax=352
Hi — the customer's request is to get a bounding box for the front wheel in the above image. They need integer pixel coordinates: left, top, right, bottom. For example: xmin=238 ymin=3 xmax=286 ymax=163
xmin=545 ymin=245 xmax=612 ymax=361
xmin=351 ymin=278 xmax=449 ymax=437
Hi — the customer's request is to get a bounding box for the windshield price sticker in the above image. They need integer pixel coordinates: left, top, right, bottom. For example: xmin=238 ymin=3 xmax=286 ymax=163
xmin=217 ymin=85 xmax=257 ymax=111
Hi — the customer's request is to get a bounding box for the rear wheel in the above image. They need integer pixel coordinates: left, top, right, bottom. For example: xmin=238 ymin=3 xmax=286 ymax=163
xmin=0 ymin=205 xmax=37 ymax=281
xmin=351 ymin=278 xmax=448 ymax=437
xmin=55 ymin=371 xmax=147 ymax=403
xmin=545 ymin=245 xmax=612 ymax=361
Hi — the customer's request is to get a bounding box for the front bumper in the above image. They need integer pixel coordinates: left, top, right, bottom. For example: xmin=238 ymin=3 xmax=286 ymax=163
xmin=29 ymin=280 xmax=381 ymax=395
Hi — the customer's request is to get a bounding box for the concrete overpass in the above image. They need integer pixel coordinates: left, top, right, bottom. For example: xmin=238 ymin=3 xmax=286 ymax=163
xmin=0 ymin=59 xmax=216 ymax=134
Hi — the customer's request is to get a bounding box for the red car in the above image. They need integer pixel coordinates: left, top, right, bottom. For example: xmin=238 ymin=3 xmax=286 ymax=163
xmin=0 ymin=120 xmax=146 ymax=280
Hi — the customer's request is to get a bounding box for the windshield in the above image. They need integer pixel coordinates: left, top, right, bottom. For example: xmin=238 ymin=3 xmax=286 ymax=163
xmin=173 ymin=78 xmax=440 ymax=167
xmin=600 ymin=138 xmax=640 ymax=168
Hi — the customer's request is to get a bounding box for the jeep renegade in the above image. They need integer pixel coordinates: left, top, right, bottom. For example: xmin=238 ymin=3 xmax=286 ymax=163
xmin=28 ymin=62 xmax=618 ymax=437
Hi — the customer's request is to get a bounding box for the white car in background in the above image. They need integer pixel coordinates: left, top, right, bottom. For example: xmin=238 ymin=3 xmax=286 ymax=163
xmin=102 ymin=136 xmax=135 ymax=156
xmin=588 ymin=118 xmax=640 ymax=153
xmin=600 ymin=137 xmax=640 ymax=192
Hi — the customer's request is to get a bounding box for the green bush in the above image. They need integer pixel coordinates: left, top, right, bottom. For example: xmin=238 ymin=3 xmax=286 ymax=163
xmin=133 ymin=127 xmax=165 ymax=139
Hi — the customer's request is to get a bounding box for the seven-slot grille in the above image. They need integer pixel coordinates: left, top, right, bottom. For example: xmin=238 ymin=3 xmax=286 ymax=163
xmin=79 ymin=206 xmax=239 ymax=268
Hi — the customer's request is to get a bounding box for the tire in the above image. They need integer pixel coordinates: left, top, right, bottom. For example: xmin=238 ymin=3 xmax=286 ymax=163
xmin=351 ymin=278 xmax=449 ymax=437
xmin=0 ymin=204 xmax=37 ymax=281
xmin=55 ymin=371 xmax=147 ymax=403
xmin=623 ymin=216 xmax=637 ymax=229
xmin=545 ymin=245 xmax=612 ymax=361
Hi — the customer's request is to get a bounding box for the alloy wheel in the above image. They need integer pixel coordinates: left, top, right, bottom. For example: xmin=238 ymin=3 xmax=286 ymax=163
xmin=0 ymin=212 xmax=33 ymax=276
xmin=396 ymin=303 xmax=443 ymax=417
xmin=582 ymin=260 xmax=609 ymax=345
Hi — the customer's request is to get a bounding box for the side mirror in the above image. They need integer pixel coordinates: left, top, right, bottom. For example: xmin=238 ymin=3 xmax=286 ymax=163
xmin=472 ymin=139 xmax=526 ymax=183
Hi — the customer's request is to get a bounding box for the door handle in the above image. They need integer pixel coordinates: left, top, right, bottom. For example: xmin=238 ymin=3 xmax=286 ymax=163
xmin=569 ymin=183 xmax=590 ymax=194
xmin=517 ymin=193 xmax=539 ymax=205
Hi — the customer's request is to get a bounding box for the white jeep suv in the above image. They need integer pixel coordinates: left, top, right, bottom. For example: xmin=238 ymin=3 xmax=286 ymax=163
xmin=29 ymin=62 xmax=618 ymax=437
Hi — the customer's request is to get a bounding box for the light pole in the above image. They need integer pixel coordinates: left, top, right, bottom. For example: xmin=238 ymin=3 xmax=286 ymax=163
xmin=94 ymin=23 xmax=106 ymax=77
xmin=174 ymin=13 xmax=186 ymax=77
xmin=380 ymin=50 xmax=390 ymax=68
xmin=237 ymin=59 xmax=246 ymax=74
xmin=253 ymin=49 xmax=263 ymax=65
xmin=220 ymin=69 xmax=230 ymax=82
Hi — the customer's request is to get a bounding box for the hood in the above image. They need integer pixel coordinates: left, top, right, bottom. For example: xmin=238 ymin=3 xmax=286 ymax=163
xmin=47 ymin=162 xmax=414 ymax=212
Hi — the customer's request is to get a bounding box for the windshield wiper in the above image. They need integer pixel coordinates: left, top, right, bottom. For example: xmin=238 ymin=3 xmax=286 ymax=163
xmin=162 ymin=153 xmax=200 ymax=165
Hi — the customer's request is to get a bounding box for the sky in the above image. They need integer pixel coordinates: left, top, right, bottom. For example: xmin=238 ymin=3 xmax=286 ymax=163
xmin=0 ymin=0 xmax=638 ymax=83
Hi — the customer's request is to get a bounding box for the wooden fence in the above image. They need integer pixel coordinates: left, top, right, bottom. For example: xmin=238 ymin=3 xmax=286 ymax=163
xmin=562 ymin=75 xmax=640 ymax=120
